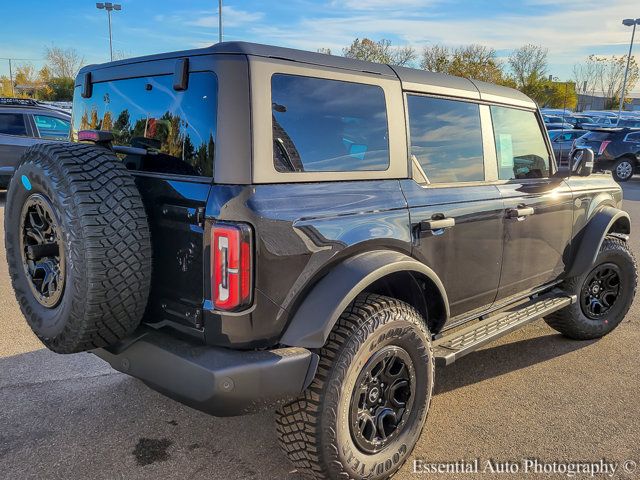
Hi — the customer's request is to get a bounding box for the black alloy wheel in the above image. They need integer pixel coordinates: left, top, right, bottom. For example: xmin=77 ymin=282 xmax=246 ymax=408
xmin=19 ymin=193 xmax=65 ymax=308
xmin=580 ymin=263 xmax=621 ymax=320
xmin=349 ymin=346 xmax=416 ymax=454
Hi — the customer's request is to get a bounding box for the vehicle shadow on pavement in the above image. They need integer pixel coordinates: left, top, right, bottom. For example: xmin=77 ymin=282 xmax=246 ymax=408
xmin=434 ymin=331 xmax=596 ymax=395
xmin=0 ymin=191 xmax=5 ymax=208
xmin=0 ymin=348 xmax=302 ymax=480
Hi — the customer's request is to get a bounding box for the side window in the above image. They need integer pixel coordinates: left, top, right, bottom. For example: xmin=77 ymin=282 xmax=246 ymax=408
xmin=407 ymin=95 xmax=484 ymax=183
xmin=0 ymin=113 xmax=28 ymax=136
xmin=490 ymin=106 xmax=549 ymax=180
xmin=34 ymin=115 xmax=70 ymax=140
xmin=271 ymin=74 xmax=389 ymax=172
xmin=626 ymin=132 xmax=640 ymax=143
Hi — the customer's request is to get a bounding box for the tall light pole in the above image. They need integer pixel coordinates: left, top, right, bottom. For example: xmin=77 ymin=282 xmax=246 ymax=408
xmin=96 ymin=2 xmax=122 ymax=61
xmin=617 ymin=18 xmax=639 ymax=125
xmin=218 ymin=0 xmax=223 ymax=43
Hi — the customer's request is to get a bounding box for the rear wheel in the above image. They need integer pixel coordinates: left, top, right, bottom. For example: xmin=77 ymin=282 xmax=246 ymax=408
xmin=612 ymin=158 xmax=634 ymax=182
xmin=545 ymin=237 xmax=636 ymax=339
xmin=4 ymin=143 xmax=152 ymax=353
xmin=276 ymin=294 xmax=434 ymax=480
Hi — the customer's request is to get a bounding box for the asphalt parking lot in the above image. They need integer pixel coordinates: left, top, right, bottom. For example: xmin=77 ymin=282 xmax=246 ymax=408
xmin=1 ymin=183 xmax=639 ymax=480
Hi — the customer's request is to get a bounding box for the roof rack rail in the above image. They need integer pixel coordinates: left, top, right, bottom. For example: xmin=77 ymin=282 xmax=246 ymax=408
xmin=0 ymin=97 xmax=39 ymax=106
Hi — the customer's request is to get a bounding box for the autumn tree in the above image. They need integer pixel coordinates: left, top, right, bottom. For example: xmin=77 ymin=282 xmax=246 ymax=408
xmin=537 ymin=81 xmax=578 ymax=109
xmin=343 ymin=38 xmax=416 ymax=66
xmin=420 ymin=44 xmax=451 ymax=73
xmin=591 ymin=55 xmax=639 ymax=109
xmin=44 ymin=46 xmax=84 ymax=79
xmin=420 ymin=44 xmax=514 ymax=86
xmin=508 ymin=44 xmax=548 ymax=91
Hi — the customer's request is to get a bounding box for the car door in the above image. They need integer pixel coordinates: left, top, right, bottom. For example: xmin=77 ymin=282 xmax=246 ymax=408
xmin=490 ymin=105 xmax=574 ymax=301
xmin=401 ymin=94 xmax=504 ymax=319
xmin=0 ymin=111 xmax=37 ymax=178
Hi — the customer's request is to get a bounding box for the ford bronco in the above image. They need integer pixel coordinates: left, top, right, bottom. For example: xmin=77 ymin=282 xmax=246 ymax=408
xmin=4 ymin=42 xmax=637 ymax=480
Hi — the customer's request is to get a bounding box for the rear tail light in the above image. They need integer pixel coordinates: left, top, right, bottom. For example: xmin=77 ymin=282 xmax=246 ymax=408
xmin=598 ymin=140 xmax=611 ymax=156
xmin=211 ymin=222 xmax=253 ymax=311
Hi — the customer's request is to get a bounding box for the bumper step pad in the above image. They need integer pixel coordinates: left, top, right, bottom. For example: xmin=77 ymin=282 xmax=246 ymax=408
xmin=433 ymin=290 xmax=576 ymax=366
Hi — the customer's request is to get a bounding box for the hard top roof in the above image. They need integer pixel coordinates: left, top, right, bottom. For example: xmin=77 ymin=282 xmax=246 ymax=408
xmin=78 ymin=41 xmax=535 ymax=108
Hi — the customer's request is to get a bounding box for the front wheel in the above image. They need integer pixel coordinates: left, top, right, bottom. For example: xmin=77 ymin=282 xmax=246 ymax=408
xmin=545 ymin=237 xmax=637 ymax=339
xmin=612 ymin=158 xmax=634 ymax=182
xmin=277 ymin=294 xmax=434 ymax=480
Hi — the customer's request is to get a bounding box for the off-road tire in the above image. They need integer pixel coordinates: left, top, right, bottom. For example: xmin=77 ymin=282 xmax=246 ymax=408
xmin=276 ymin=293 xmax=434 ymax=480
xmin=545 ymin=237 xmax=636 ymax=339
xmin=4 ymin=143 xmax=152 ymax=353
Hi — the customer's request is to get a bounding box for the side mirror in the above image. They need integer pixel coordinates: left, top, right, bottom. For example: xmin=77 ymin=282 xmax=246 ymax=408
xmin=570 ymin=148 xmax=594 ymax=176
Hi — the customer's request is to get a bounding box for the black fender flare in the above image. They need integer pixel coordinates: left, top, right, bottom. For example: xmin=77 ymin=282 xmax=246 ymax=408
xmin=566 ymin=206 xmax=630 ymax=278
xmin=279 ymin=250 xmax=449 ymax=348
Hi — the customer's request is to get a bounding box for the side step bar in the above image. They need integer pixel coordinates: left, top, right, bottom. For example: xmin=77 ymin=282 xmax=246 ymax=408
xmin=433 ymin=290 xmax=576 ymax=366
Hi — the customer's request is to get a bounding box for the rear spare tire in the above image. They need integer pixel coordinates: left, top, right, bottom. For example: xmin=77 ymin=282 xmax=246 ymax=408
xmin=4 ymin=143 xmax=152 ymax=353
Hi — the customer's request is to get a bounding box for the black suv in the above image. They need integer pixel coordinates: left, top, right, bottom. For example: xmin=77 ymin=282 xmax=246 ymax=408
xmin=574 ymin=127 xmax=640 ymax=181
xmin=0 ymin=98 xmax=70 ymax=189
xmin=4 ymin=42 xmax=637 ymax=480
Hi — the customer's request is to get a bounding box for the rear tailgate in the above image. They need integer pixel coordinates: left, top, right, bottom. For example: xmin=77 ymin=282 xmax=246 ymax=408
xmin=71 ymin=65 xmax=218 ymax=333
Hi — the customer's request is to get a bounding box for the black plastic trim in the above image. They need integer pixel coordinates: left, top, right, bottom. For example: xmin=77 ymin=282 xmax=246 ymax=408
xmin=81 ymin=72 xmax=92 ymax=98
xmin=93 ymin=329 xmax=317 ymax=417
xmin=566 ymin=206 xmax=631 ymax=277
xmin=173 ymin=58 xmax=189 ymax=91
xmin=279 ymin=250 xmax=449 ymax=348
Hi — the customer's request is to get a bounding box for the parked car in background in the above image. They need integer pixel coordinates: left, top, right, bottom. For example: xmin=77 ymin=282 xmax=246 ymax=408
xmin=573 ymin=127 xmax=640 ymax=181
xmin=548 ymin=129 xmax=586 ymax=167
xmin=0 ymin=98 xmax=70 ymax=189
xmin=543 ymin=114 xmax=572 ymax=130
xmin=564 ymin=115 xmax=594 ymax=129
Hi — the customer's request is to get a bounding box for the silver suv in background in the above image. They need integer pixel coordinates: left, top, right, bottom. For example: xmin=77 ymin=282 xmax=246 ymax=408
xmin=0 ymin=98 xmax=70 ymax=189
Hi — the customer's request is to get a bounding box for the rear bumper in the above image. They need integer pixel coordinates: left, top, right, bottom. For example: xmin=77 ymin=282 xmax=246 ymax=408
xmin=93 ymin=329 xmax=318 ymax=417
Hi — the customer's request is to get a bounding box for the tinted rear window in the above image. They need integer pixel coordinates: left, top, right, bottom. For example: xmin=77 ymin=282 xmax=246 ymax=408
xmin=584 ymin=131 xmax=612 ymax=141
xmin=271 ymin=74 xmax=389 ymax=172
xmin=0 ymin=113 xmax=28 ymax=136
xmin=72 ymin=72 xmax=217 ymax=177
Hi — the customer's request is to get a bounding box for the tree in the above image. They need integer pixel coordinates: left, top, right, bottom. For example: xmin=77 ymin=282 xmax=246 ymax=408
xmin=44 ymin=46 xmax=84 ymax=79
xmin=343 ymin=38 xmax=416 ymax=66
xmin=591 ymin=54 xmax=639 ymax=109
xmin=420 ymin=44 xmax=451 ymax=73
xmin=508 ymin=44 xmax=548 ymax=90
xmin=420 ymin=44 xmax=515 ymax=87
xmin=538 ymin=81 xmax=578 ymax=109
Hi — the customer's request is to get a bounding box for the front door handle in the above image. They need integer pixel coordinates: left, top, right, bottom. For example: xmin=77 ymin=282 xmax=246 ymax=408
xmin=506 ymin=206 xmax=535 ymax=219
xmin=418 ymin=216 xmax=455 ymax=234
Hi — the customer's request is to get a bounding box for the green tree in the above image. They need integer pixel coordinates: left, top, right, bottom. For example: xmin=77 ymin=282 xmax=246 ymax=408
xmin=112 ymin=109 xmax=131 ymax=144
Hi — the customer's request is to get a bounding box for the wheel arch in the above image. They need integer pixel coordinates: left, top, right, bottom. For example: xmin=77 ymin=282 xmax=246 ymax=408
xmin=566 ymin=206 xmax=630 ymax=278
xmin=279 ymin=250 xmax=449 ymax=348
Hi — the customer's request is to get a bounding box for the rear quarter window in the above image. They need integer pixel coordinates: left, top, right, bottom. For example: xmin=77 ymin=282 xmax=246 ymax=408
xmin=271 ymin=74 xmax=390 ymax=172
xmin=72 ymin=72 xmax=217 ymax=177
xmin=0 ymin=113 xmax=28 ymax=136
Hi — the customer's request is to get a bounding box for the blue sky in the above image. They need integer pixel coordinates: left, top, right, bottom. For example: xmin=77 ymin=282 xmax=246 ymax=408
xmin=1 ymin=0 xmax=639 ymax=91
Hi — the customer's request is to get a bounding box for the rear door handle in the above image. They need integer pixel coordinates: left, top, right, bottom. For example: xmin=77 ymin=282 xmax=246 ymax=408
xmin=418 ymin=217 xmax=455 ymax=234
xmin=506 ymin=206 xmax=535 ymax=219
